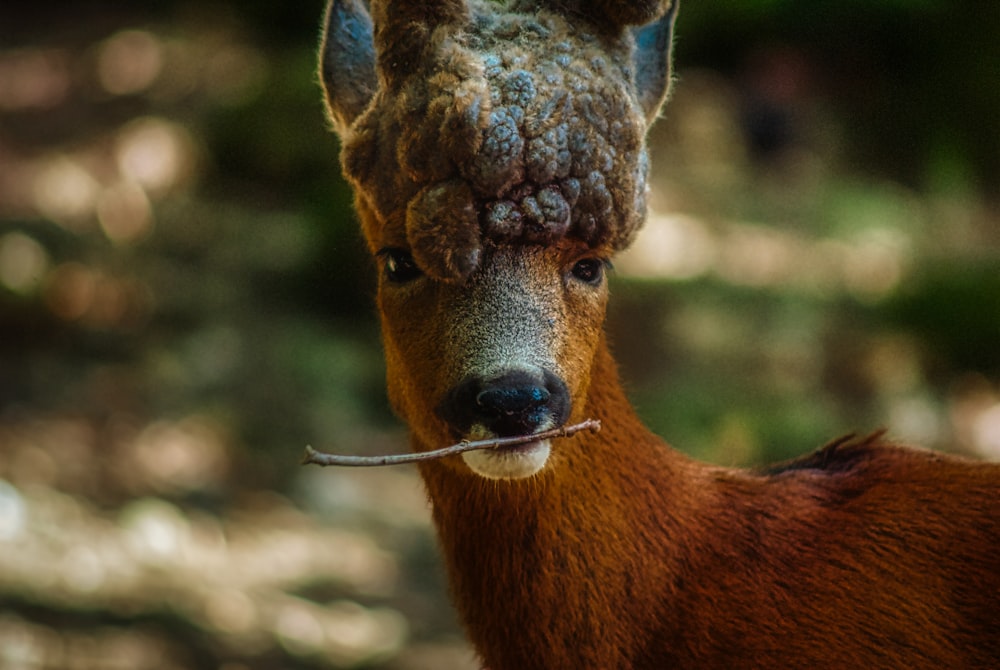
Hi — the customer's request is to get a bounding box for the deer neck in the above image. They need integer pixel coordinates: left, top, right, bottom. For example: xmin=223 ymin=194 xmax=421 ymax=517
xmin=415 ymin=336 xmax=698 ymax=668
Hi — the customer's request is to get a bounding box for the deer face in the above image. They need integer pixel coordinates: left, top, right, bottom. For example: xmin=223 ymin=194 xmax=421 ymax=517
xmin=376 ymin=240 xmax=609 ymax=478
xmin=319 ymin=0 xmax=677 ymax=479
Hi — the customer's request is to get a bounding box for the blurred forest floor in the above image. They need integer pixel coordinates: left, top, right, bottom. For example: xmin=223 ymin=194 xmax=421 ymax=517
xmin=1 ymin=1 xmax=998 ymax=668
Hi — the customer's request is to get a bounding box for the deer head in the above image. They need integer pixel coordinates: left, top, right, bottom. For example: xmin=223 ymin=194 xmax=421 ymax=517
xmin=320 ymin=0 xmax=677 ymax=479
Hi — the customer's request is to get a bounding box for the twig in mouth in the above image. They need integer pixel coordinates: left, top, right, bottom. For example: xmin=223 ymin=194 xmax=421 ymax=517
xmin=301 ymin=419 xmax=601 ymax=467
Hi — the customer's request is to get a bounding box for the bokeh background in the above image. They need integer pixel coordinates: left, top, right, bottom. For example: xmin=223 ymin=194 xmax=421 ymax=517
xmin=1 ymin=1 xmax=998 ymax=668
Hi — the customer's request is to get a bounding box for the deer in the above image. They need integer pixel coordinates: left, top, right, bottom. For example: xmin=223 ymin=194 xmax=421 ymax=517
xmin=315 ymin=1 xmax=1000 ymax=668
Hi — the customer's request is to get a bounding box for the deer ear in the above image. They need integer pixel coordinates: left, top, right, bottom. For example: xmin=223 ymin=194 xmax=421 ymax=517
xmin=632 ymin=1 xmax=679 ymax=125
xmin=319 ymin=0 xmax=377 ymax=135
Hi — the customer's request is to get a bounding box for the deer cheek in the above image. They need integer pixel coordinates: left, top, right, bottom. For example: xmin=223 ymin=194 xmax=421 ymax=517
xmin=378 ymin=294 xmax=450 ymax=429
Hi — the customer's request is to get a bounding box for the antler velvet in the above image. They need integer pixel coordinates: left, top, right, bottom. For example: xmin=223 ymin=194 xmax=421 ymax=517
xmin=329 ymin=0 xmax=674 ymax=280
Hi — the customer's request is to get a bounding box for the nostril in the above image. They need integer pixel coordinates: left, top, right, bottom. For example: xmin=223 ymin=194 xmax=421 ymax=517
xmin=437 ymin=369 xmax=570 ymax=438
xmin=476 ymin=386 xmax=550 ymax=415
xmin=472 ymin=378 xmax=559 ymax=436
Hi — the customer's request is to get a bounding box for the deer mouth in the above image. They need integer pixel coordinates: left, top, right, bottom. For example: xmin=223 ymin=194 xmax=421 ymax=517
xmin=436 ymin=367 xmax=570 ymax=479
xmin=461 ymin=427 xmax=552 ymax=480
xmin=497 ymin=439 xmax=546 ymax=454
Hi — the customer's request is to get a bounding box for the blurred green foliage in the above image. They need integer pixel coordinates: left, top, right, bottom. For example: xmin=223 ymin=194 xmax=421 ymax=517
xmin=677 ymin=0 xmax=1000 ymax=196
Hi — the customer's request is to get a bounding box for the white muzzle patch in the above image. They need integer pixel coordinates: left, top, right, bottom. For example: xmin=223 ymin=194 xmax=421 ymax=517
xmin=462 ymin=438 xmax=552 ymax=480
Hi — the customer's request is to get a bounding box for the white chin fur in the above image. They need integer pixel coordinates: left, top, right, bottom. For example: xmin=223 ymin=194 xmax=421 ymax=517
xmin=461 ymin=439 xmax=551 ymax=480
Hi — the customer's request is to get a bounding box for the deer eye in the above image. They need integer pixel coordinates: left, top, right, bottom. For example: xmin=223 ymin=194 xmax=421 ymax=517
xmin=570 ymin=257 xmax=608 ymax=285
xmin=379 ymin=248 xmax=423 ymax=283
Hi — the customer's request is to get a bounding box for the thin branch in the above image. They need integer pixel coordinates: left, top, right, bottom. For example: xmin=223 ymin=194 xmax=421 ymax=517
xmin=302 ymin=419 xmax=601 ymax=467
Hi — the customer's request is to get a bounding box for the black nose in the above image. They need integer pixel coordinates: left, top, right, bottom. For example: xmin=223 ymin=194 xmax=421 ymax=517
xmin=438 ymin=369 xmax=570 ymax=437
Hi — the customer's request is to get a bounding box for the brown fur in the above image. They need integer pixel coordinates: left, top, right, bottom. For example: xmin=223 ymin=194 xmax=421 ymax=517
xmin=418 ymin=342 xmax=1000 ymax=668
xmin=319 ymin=1 xmax=1000 ymax=668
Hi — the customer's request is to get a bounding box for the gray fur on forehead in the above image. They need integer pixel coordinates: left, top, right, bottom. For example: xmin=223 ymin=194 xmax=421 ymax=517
xmin=342 ymin=0 xmax=652 ymax=280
